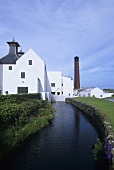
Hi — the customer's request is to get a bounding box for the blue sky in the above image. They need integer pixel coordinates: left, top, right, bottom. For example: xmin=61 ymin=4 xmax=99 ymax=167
xmin=0 ymin=0 xmax=114 ymax=89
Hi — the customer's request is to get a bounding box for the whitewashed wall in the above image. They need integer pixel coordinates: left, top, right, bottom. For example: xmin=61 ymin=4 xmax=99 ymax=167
xmin=0 ymin=65 xmax=3 ymax=93
xmin=78 ymin=91 xmax=90 ymax=97
xmin=2 ymin=49 xmax=46 ymax=94
xmin=62 ymin=76 xmax=73 ymax=97
xmin=91 ymin=88 xmax=103 ymax=98
xmin=47 ymin=71 xmax=62 ymax=95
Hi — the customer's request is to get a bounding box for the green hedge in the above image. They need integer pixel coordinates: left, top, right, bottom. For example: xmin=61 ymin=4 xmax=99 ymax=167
xmin=0 ymin=93 xmax=41 ymax=104
xmin=0 ymin=99 xmax=52 ymax=130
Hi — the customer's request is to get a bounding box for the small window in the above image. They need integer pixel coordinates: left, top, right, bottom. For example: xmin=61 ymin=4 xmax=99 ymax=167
xmin=0 ymin=90 xmax=2 ymax=94
xmin=9 ymin=66 xmax=12 ymax=70
xmin=51 ymin=83 xmax=55 ymax=87
xmin=51 ymin=92 xmax=55 ymax=95
xmin=5 ymin=91 xmax=8 ymax=94
xmin=62 ymin=83 xmax=63 ymax=86
xmin=29 ymin=60 xmax=32 ymax=65
xmin=18 ymin=87 xmax=28 ymax=94
xmin=62 ymin=91 xmax=63 ymax=94
xmin=21 ymin=72 xmax=25 ymax=78
xmin=57 ymin=92 xmax=60 ymax=95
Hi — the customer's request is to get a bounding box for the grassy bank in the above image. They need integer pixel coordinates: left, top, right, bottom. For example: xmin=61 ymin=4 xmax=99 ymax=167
xmin=0 ymin=94 xmax=55 ymax=160
xmin=74 ymin=97 xmax=114 ymax=128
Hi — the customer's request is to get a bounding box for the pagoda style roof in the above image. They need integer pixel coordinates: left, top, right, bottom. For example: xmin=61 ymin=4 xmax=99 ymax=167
xmin=0 ymin=38 xmax=21 ymax=64
xmin=7 ymin=41 xmax=20 ymax=47
xmin=0 ymin=54 xmax=18 ymax=64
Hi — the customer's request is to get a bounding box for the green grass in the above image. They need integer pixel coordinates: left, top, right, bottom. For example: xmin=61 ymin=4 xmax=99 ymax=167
xmin=74 ymin=97 xmax=114 ymax=128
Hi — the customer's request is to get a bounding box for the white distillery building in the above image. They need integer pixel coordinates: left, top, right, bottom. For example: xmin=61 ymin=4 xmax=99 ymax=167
xmin=0 ymin=39 xmax=73 ymax=101
xmin=47 ymin=71 xmax=73 ymax=101
xmin=75 ymin=87 xmax=113 ymax=98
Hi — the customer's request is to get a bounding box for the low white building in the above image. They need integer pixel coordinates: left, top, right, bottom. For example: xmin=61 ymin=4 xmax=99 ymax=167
xmin=75 ymin=87 xmax=113 ymax=98
xmin=0 ymin=39 xmax=73 ymax=101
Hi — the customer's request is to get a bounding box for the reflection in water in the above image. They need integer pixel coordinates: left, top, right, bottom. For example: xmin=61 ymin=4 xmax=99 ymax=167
xmin=0 ymin=102 xmax=109 ymax=170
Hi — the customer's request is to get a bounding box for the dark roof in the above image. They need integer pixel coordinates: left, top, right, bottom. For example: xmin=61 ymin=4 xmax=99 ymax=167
xmin=7 ymin=41 xmax=20 ymax=47
xmin=0 ymin=39 xmax=21 ymax=64
xmin=0 ymin=54 xmax=18 ymax=64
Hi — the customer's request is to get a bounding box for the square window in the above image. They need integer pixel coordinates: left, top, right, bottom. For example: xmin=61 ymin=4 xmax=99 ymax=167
xmin=51 ymin=83 xmax=55 ymax=87
xmin=9 ymin=66 xmax=12 ymax=70
xmin=51 ymin=92 xmax=55 ymax=95
xmin=21 ymin=72 xmax=25 ymax=78
xmin=57 ymin=92 xmax=60 ymax=95
xmin=29 ymin=60 xmax=32 ymax=65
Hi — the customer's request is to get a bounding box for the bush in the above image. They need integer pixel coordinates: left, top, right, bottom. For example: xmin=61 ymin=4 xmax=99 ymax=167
xmin=93 ymin=139 xmax=104 ymax=161
xmin=0 ymin=93 xmax=41 ymax=104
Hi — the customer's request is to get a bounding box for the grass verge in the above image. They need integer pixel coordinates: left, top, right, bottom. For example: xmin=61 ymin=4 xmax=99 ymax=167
xmin=74 ymin=97 xmax=114 ymax=128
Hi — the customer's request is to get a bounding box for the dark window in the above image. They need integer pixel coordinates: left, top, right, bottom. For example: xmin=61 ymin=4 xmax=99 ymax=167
xmin=57 ymin=92 xmax=60 ymax=95
xmin=62 ymin=91 xmax=63 ymax=94
xmin=51 ymin=92 xmax=55 ymax=95
xmin=29 ymin=60 xmax=32 ymax=65
xmin=5 ymin=91 xmax=8 ymax=94
xmin=51 ymin=83 xmax=55 ymax=87
xmin=100 ymin=95 xmax=102 ymax=97
xmin=17 ymin=87 xmax=28 ymax=94
xmin=9 ymin=66 xmax=12 ymax=70
xmin=62 ymin=83 xmax=63 ymax=86
xmin=0 ymin=90 xmax=2 ymax=94
xmin=21 ymin=72 xmax=25 ymax=78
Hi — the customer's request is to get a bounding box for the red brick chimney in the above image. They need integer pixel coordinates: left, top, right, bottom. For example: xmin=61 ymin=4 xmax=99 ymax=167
xmin=74 ymin=56 xmax=80 ymax=89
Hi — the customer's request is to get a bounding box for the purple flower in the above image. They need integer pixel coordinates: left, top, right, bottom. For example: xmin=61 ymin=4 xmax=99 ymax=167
xmin=108 ymin=153 xmax=112 ymax=160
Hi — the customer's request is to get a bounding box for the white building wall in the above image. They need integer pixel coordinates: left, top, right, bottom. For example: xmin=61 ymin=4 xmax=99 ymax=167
xmin=0 ymin=65 xmax=3 ymax=93
xmin=2 ymin=49 xmax=46 ymax=94
xmin=44 ymin=64 xmax=49 ymax=92
xmin=78 ymin=91 xmax=89 ymax=97
xmin=47 ymin=71 xmax=62 ymax=95
xmin=62 ymin=76 xmax=73 ymax=97
xmin=91 ymin=88 xmax=103 ymax=98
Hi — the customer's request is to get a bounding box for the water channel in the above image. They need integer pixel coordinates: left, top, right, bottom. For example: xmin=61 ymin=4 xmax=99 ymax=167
xmin=1 ymin=102 xmax=109 ymax=170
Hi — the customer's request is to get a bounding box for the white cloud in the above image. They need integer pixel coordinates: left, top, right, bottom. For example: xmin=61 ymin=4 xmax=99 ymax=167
xmin=0 ymin=0 xmax=114 ymax=88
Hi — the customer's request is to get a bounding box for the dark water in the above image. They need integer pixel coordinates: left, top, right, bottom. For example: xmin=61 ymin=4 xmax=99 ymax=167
xmin=0 ymin=102 xmax=109 ymax=170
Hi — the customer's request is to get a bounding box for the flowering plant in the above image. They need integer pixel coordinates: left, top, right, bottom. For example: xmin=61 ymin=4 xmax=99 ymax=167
xmin=104 ymin=137 xmax=113 ymax=162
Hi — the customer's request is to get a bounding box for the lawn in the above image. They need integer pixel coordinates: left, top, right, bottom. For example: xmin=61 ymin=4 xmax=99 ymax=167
xmin=74 ymin=97 xmax=114 ymax=128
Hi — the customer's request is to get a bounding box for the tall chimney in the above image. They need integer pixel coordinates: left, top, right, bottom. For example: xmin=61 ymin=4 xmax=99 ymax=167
xmin=74 ymin=56 xmax=80 ymax=89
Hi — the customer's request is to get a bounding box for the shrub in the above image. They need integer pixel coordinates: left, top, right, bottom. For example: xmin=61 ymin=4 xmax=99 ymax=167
xmin=93 ymin=139 xmax=105 ymax=162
